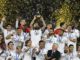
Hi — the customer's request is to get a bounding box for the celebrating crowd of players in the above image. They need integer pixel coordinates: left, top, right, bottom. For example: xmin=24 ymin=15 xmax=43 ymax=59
xmin=0 ymin=15 xmax=80 ymax=60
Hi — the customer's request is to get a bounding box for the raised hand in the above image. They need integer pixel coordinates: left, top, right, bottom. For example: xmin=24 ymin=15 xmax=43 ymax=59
xmin=2 ymin=16 xmax=6 ymax=21
xmin=33 ymin=15 xmax=36 ymax=20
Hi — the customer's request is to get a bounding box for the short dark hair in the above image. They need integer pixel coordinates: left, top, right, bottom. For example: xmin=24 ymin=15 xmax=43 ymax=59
xmin=8 ymin=41 xmax=13 ymax=46
xmin=5 ymin=23 xmax=12 ymax=29
xmin=60 ymin=22 xmax=65 ymax=27
xmin=6 ymin=23 xmax=12 ymax=27
xmin=25 ymin=39 xmax=31 ymax=46
xmin=69 ymin=44 xmax=74 ymax=47
xmin=39 ymin=40 xmax=45 ymax=44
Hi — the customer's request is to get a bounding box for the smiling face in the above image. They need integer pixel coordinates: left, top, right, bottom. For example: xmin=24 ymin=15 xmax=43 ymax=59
xmin=33 ymin=23 xmax=40 ymax=29
xmin=69 ymin=45 xmax=74 ymax=52
xmin=67 ymin=25 xmax=72 ymax=32
xmin=20 ymin=20 xmax=26 ymax=26
xmin=39 ymin=42 xmax=45 ymax=49
xmin=8 ymin=42 xmax=14 ymax=50
xmin=47 ymin=24 xmax=52 ymax=29
xmin=9 ymin=43 xmax=14 ymax=49
xmin=26 ymin=40 xmax=32 ymax=47
xmin=52 ymin=43 xmax=58 ymax=51
xmin=39 ymin=40 xmax=45 ymax=49
xmin=6 ymin=25 xmax=12 ymax=31
xmin=17 ymin=28 xmax=22 ymax=35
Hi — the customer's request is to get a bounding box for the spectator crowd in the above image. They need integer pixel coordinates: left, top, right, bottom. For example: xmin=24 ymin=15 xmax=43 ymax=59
xmin=0 ymin=15 xmax=80 ymax=60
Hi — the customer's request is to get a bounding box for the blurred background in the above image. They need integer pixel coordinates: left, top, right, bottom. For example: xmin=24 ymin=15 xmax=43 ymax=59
xmin=0 ymin=0 xmax=80 ymax=28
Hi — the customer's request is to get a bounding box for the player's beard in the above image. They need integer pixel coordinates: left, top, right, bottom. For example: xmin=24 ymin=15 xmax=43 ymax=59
xmin=34 ymin=26 xmax=40 ymax=30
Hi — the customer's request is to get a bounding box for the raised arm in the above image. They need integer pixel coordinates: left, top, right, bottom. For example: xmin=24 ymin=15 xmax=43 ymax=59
xmin=0 ymin=17 xmax=5 ymax=31
xmin=40 ymin=16 xmax=46 ymax=30
xmin=15 ymin=18 xmax=19 ymax=28
xmin=30 ymin=15 xmax=36 ymax=29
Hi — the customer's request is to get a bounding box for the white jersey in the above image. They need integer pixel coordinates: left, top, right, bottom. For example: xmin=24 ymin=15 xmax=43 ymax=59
xmin=36 ymin=48 xmax=47 ymax=60
xmin=12 ymin=32 xmax=27 ymax=46
xmin=57 ymin=35 xmax=68 ymax=56
xmin=6 ymin=50 xmax=15 ymax=60
xmin=0 ymin=21 xmax=15 ymax=44
xmin=45 ymin=35 xmax=58 ymax=51
xmin=67 ymin=33 xmax=77 ymax=44
xmin=42 ymin=29 xmax=50 ymax=40
xmin=68 ymin=52 xmax=77 ymax=60
xmin=65 ymin=32 xmax=77 ymax=52
xmin=11 ymin=52 xmax=24 ymax=60
xmin=30 ymin=29 xmax=42 ymax=47
xmin=22 ymin=46 xmax=32 ymax=60
xmin=0 ymin=49 xmax=7 ymax=60
xmin=72 ymin=29 xmax=80 ymax=38
xmin=75 ymin=52 xmax=80 ymax=60
xmin=61 ymin=52 xmax=79 ymax=60
xmin=3 ymin=29 xmax=15 ymax=44
xmin=0 ymin=57 xmax=5 ymax=60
